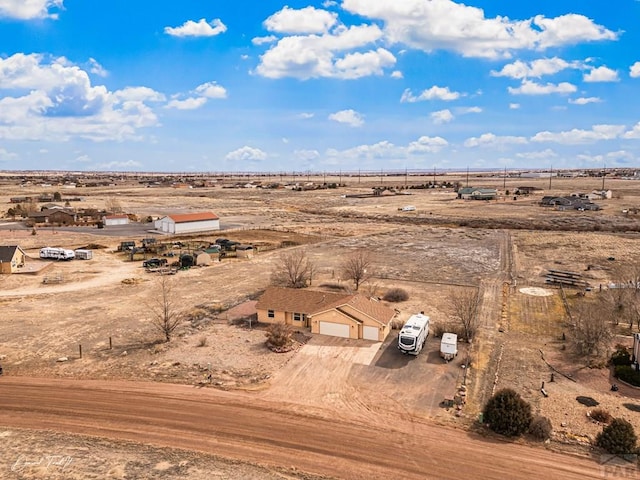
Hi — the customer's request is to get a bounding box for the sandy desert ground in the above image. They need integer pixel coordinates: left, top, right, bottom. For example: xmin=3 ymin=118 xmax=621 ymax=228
xmin=1 ymin=171 xmax=640 ymax=479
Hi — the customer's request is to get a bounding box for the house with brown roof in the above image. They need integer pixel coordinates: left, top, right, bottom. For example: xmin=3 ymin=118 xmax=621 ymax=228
xmin=154 ymin=212 xmax=220 ymax=234
xmin=255 ymin=286 xmax=395 ymax=341
xmin=0 ymin=245 xmax=27 ymax=274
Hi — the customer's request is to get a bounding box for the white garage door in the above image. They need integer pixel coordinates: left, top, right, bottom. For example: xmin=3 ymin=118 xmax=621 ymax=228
xmin=319 ymin=321 xmax=350 ymax=338
xmin=363 ymin=326 xmax=379 ymax=341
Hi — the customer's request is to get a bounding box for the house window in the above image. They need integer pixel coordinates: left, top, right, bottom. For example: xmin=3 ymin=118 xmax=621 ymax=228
xmin=267 ymin=310 xmax=275 ymax=318
xmin=293 ymin=313 xmax=301 ymax=322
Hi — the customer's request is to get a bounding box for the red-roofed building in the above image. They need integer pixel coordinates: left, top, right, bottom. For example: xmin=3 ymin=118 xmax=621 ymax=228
xmin=154 ymin=212 xmax=220 ymax=234
xmin=255 ymin=286 xmax=395 ymax=341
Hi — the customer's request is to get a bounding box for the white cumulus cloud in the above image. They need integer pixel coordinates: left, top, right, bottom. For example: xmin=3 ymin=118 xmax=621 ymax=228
xmin=255 ymin=24 xmax=395 ymax=79
xmin=407 ymin=136 xmax=448 ymax=154
xmin=225 ymin=146 xmax=268 ymax=162
xmin=531 ymin=124 xmax=626 ymax=144
xmin=568 ymin=97 xmax=601 ymax=105
xmin=341 ymin=0 xmax=617 ymax=59
xmin=195 ymin=81 xmax=227 ymax=99
xmin=400 ymin=86 xmax=461 ymax=102
xmin=508 ymin=79 xmax=577 ymax=95
xmin=165 ymin=97 xmax=207 ymax=110
xmin=328 ymin=109 xmax=364 ymax=127
xmin=630 ymin=61 xmax=640 ymax=78
xmin=0 ymin=53 xmax=163 ymax=142
xmin=464 ymin=133 xmax=528 ymax=148
xmin=165 ymin=18 xmax=227 ymax=38
xmin=491 ymin=57 xmax=573 ymax=79
xmin=431 ymin=109 xmax=454 ymax=124
xmin=583 ymin=66 xmax=619 ymax=82
xmin=264 ymin=6 xmax=338 ymax=34
xmin=0 ymin=0 xmax=62 ymax=20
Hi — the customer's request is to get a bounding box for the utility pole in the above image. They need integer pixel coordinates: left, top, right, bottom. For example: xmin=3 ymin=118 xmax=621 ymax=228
xmin=466 ymin=166 xmax=469 ymax=187
xmin=602 ymin=163 xmax=606 ymax=191
xmin=549 ymin=165 xmax=552 ymax=190
xmin=503 ymin=166 xmax=507 ymax=190
xmin=433 ymin=166 xmax=436 ymax=187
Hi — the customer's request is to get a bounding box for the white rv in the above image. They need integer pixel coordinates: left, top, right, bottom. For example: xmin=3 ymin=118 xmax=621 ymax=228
xmin=398 ymin=312 xmax=430 ymax=355
xmin=39 ymin=247 xmax=75 ymax=261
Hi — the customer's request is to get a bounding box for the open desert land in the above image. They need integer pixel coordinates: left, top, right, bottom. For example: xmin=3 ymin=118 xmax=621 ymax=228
xmin=1 ymin=172 xmax=640 ymax=479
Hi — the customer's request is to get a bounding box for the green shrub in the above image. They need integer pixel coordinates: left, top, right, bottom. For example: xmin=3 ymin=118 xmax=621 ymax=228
xmin=611 ymin=345 xmax=632 ymax=366
xmin=614 ymin=365 xmax=640 ymax=387
xmin=596 ymin=418 xmax=638 ymax=455
xmin=382 ymin=288 xmax=409 ymax=302
xmin=529 ymin=415 xmax=552 ymax=441
xmin=483 ymin=388 xmax=533 ymax=437
xmin=590 ymin=408 xmax=613 ymax=424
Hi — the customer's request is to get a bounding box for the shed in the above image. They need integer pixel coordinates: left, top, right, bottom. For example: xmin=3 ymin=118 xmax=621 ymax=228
xmin=0 ymin=245 xmax=27 ymax=274
xmin=154 ymin=212 xmax=220 ymax=234
xmin=103 ymin=214 xmax=130 ymax=226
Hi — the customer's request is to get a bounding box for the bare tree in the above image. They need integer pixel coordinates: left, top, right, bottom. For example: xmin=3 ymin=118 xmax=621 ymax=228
xmin=341 ymin=250 xmax=375 ymax=291
xmin=271 ymin=249 xmax=314 ymax=288
xmin=147 ymin=275 xmax=183 ymax=342
xmin=448 ymin=287 xmax=480 ymax=342
xmin=105 ymin=197 xmax=123 ymax=214
xmin=571 ymin=301 xmax=613 ymax=357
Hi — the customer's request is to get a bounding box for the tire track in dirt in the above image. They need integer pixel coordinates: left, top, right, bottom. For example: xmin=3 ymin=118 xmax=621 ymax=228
xmin=0 ymin=377 xmax=609 ymax=480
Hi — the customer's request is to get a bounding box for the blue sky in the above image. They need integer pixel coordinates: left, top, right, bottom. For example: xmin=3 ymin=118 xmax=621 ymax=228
xmin=0 ymin=0 xmax=639 ymax=173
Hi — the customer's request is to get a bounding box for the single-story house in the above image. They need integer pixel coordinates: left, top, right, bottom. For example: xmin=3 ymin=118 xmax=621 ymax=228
xmin=0 ymin=245 xmax=27 ymax=274
xmin=103 ymin=214 xmax=129 ymax=226
xmin=154 ymin=212 xmax=220 ymax=234
xmin=457 ymin=187 xmax=498 ymax=200
xmin=28 ymin=208 xmax=76 ymax=225
xmin=255 ymin=286 xmax=396 ymax=342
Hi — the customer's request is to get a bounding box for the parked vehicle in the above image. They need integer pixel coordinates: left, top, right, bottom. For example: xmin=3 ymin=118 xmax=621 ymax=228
xmin=143 ymin=258 xmax=168 ymax=268
xmin=398 ymin=312 xmax=430 ymax=355
xmin=399 ymin=205 xmax=416 ymax=212
xmin=39 ymin=247 xmax=75 ymax=261
xmin=74 ymin=249 xmax=93 ymax=260
xmin=440 ymin=333 xmax=458 ymax=361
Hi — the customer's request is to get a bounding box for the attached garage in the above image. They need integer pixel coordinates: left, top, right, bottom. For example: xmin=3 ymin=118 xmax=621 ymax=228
xmin=319 ymin=321 xmax=350 ymax=338
xmin=363 ymin=326 xmax=380 ymax=341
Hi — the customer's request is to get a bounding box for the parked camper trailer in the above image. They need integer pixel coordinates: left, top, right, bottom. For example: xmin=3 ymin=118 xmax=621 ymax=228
xmin=398 ymin=313 xmax=430 ymax=355
xmin=74 ymin=249 xmax=93 ymax=260
xmin=40 ymin=247 xmax=75 ymax=261
xmin=440 ymin=333 xmax=458 ymax=361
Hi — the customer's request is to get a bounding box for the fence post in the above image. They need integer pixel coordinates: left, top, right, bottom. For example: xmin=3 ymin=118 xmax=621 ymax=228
xmin=79 ymin=344 xmax=82 ymax=359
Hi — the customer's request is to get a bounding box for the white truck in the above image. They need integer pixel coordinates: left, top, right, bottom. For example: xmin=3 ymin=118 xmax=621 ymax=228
xmin=440 ymin=332 xmax=458 ymax=361
xmin=398 ymin=312 xmax=430 ymax=355
xmin=39 ymin=247 xmax=75 ymax=261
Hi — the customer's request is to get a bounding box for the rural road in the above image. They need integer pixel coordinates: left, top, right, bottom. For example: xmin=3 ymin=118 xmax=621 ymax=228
xmin=0 ymin=377 xmax=608 ymax=480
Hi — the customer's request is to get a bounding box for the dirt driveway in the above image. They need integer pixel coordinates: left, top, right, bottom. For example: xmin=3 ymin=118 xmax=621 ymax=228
xmin=262 ymin=330 xmax=466 ymax=423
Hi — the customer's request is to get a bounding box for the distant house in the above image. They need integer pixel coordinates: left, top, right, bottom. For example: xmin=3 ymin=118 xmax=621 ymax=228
xmin=154 ymin=212 xmax=220 ymax=234
xmin=103 ymin=214 xmax=130 ymax=227
xmin=457 ymin=187 xmax=498 ymax=200
xmin=0 ymin=245 xmax=27 ymax=274
xmin=28 ymin=208 xmax=76 ymax=225
xmin=255 ymin=286 xmax=396 ymax=342
xmin=540 ymin=196 xmax=600 ymax=211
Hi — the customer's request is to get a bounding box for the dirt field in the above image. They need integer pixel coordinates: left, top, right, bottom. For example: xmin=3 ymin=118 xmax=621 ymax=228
xmin=1 ymin=172 xmax=640 ymax=478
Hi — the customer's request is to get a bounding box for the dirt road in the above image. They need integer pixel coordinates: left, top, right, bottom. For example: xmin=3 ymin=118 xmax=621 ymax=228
xmin=0 ymin=377 xmax=607 ymax=479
